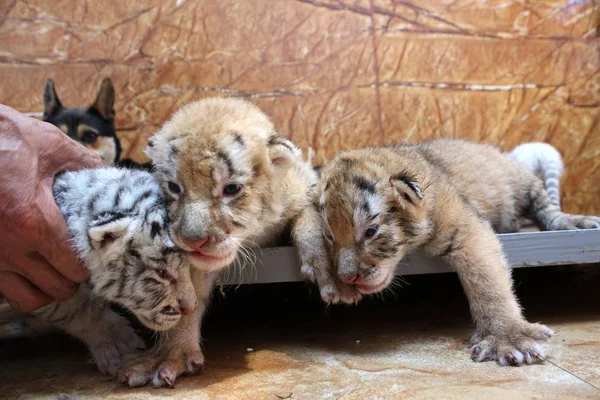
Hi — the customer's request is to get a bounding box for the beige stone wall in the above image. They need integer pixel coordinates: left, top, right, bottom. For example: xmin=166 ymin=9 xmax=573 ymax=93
xmin=1 ymin=0 xmax=598 ymax=214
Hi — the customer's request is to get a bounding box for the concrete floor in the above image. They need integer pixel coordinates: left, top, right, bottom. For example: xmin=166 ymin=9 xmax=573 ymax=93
xmin=1 ymin=264 xmax=599 ymax=400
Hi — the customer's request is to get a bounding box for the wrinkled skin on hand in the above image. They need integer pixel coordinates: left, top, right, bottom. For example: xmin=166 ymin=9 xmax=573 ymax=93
xmin=0 ymin=104 xmax=102 ymax=312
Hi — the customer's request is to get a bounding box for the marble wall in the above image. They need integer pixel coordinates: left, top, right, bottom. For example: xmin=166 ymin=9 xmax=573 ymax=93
xmin=0 ymin=0 xmax=598 ymax=214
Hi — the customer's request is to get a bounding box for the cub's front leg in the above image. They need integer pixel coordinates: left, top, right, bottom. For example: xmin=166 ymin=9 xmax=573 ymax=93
xmin=292 ymin=204 xmax=361 ymax=304
xmin=120 ymin=270 xmax=217 ymax=388
xmin=428 ymin=207 xmax=554 ymax=365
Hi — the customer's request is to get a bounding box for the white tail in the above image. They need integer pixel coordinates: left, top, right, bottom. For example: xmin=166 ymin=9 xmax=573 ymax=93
xmin=506 ymin=142 xmax=564 ymax=209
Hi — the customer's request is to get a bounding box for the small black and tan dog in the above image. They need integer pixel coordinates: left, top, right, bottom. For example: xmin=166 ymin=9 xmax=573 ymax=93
xmin=43 ymin=78 xmax=150 ymax=170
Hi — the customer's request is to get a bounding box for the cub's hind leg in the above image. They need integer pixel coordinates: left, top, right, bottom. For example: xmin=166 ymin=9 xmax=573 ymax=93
xmin=526 ymin=178 xmax=600 ymax=230
xmin=36 ymin=287 xmax=145 ymax=376
xmin=120 ymin=270 xmax=216 ymax=388
xmin=428 ymin=203 xmax=553 ymax=366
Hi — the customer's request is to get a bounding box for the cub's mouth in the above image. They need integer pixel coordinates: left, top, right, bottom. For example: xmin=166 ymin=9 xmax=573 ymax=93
xmin=353 ymin=272 xmax=395 ymax=295
xmin=186 ymin=248 xmax=237 ymax=271
xmin=135 ymin=312 xmax=180 ymax=332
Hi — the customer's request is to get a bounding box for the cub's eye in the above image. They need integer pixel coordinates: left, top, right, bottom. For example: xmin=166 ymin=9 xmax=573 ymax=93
xmin=324 ymin=229 xmax=334 ymax=242
xmin=168 ymin=182 xmax=182 ymax=195
xmin=81 ymin=131 xmax=98 ymax=144
xmin=223 ymin=184 xmax=243 ymax=196
xmin=156 ymin=269 xmax=168 ymax=279
xmin=365 ymin=226 xmax=378 ymax=238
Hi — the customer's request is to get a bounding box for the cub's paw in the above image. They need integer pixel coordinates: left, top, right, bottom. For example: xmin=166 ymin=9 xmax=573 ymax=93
xmin=301 ymin=262 xmax=360 ymax=305
xmin=89 ymin=324 xmax=146 ymax=377
xmin=550 ymin=214 xmax=600 ymax=230
xmin=471 ymin=322 xmax=554 ymax=366
xmin=336 ymin=281 xmax=363 ymax=305
xmin=119 ymin=346 xmax=204 ymax=388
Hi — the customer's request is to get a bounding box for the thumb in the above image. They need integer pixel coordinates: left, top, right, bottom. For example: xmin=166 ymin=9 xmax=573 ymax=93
xmin=34 ymin=120 xmax=103 ymax=174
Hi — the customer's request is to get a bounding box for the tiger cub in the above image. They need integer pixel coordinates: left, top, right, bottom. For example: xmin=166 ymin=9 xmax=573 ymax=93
xmin=118 ymin=97 xmax=326 ymax=387
xmin=506 ymin=142 xmax=564 ymax=208
xmin=310 ymin=139 xmax=600 ymax=366
xmin=33 ymin=168 xmax=196 ymax=376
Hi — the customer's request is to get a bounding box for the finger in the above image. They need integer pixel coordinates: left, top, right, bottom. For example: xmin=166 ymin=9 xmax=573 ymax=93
xmin=8 ymin=252 xmax=79 ymax=301
xmin=0 ymin=271 xmax=54 ymax=313
xmin=36 ymin=184 xmax=89 ymax=283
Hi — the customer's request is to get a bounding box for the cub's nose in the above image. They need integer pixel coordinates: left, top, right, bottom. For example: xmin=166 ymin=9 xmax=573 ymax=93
xmin=183 ymin=236 xmax=209 ymax=251
xmin=179 ymin=298 xmax=198 ymax=316
xmin=339 ymin=274 xmax=360 ymax=285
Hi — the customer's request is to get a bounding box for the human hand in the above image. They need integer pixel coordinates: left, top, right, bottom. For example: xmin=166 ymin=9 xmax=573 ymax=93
xmin=0 ymin=104 xmax=102 ymax=312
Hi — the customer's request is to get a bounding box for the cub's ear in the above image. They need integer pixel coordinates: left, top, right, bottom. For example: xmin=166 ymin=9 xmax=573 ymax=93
xmin=90 ymin=78 xmax=115 ymax=120
xmin=267 ymin=134 xmax=301 ymax=174
xmin=88 ymin=215 xmax=132 ymax=250
xmin=43 ymin=79 xmax=62 ymax=120
xmin=390 ymin=174 xmax=423 ymax=208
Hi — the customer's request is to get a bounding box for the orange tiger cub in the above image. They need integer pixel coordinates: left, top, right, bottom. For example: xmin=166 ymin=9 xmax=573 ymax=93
xmin=309 ymin=139 xmax=600 ymax=366
xmin=118 ymin=97 xmax=327 ymax=387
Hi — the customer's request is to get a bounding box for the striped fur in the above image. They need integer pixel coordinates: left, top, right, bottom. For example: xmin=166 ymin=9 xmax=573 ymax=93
xmin=313 ymin=139 xmax=600 ymax=367
xmin=126 ymin=97 xmax=324 ymax=388
xmin=506 ymin=142 xmax=564 ymax=208
xmin=32 ymin=168 xmax=196 ymax=377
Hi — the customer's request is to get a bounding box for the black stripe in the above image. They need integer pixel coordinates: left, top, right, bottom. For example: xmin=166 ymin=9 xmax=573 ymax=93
xmin=360 ymin=201 xmax=371 ymax=214
xmin=353 ymin=177 xmax=376 ymax=194
xmin=232 ymin=220 xmax=246 ymax=229
xmin=117 ymin=268 xmax=127 ymax=299
xmin=114 ymin=186 xmax=125 ymax=209
xmin=129 ymin=248 xmax=141 ymax=259
xmin=151 ymin=222 xmax=161 ymax=239
xmin=88 ymin=191 xmax=102 ymax=213
xmin=268 ymin=135 xmax=296 ymax=152
xmin=98 ymin=278 xmax=117 ymax=294
xmin=129 ymin=190 xmax=154 ymax=213
xmin=391 ymin=174 xmax=422 ymax=198
xmin=162 ymin=247 xmax=178 ymax=256
xmin=438 ymin=229 xmax=460 ymax=258
xmin=91 ymin=212 xmax=126 ymax=227
xmin=366 ymin=213 xmax=380 ymax=223
xmin=232 ymin=133 xmax=245 ymax=147
xmin=217 ymin=150 xmax=234 ymax=176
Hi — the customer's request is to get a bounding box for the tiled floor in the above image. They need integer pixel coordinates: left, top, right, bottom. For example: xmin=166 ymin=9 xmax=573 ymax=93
xmin=1 ymin=265 xmax=599 ymax=400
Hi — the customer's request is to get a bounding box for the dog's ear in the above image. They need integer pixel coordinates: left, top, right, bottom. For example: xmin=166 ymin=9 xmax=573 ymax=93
xmin=43 ymin=79 xmax=63 ymax=119
xmin=90 ymin=78 xmax=115 ymax=120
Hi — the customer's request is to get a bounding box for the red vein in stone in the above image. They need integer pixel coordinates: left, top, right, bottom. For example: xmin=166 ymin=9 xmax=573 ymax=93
xmin=368 ymin=0 xmax=384 ymax=145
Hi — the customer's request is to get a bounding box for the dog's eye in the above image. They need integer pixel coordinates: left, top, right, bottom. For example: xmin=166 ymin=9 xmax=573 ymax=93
xmin=81 ymin=131 xmax=98 ymax=144
xmin=223 ymin=184 xmax=243 ymax=196
xmin=168 ymin=182 xmax=182 ymax=195
xmin=365 ymin=226 xmax=378 ymax=238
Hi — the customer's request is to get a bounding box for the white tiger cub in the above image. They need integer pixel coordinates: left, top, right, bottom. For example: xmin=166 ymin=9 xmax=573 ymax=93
xmin=32 ymin=168 xmax=197 ymax=376
xmin=506 ymin=142 xmax=564 ymax=208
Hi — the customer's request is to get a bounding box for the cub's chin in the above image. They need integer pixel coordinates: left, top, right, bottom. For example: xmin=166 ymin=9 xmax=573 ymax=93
xmin=186 ymin=250 xmax=237 ymax=272
xmin=354 ymin=270 xmax=395 ymax=295
xmin=135 ymin=313 xmax=180 ymax=332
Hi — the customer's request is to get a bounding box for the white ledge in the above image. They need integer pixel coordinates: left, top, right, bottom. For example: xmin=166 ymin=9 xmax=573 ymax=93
xmin=230 ymin=229 xmax=600 ymax=285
